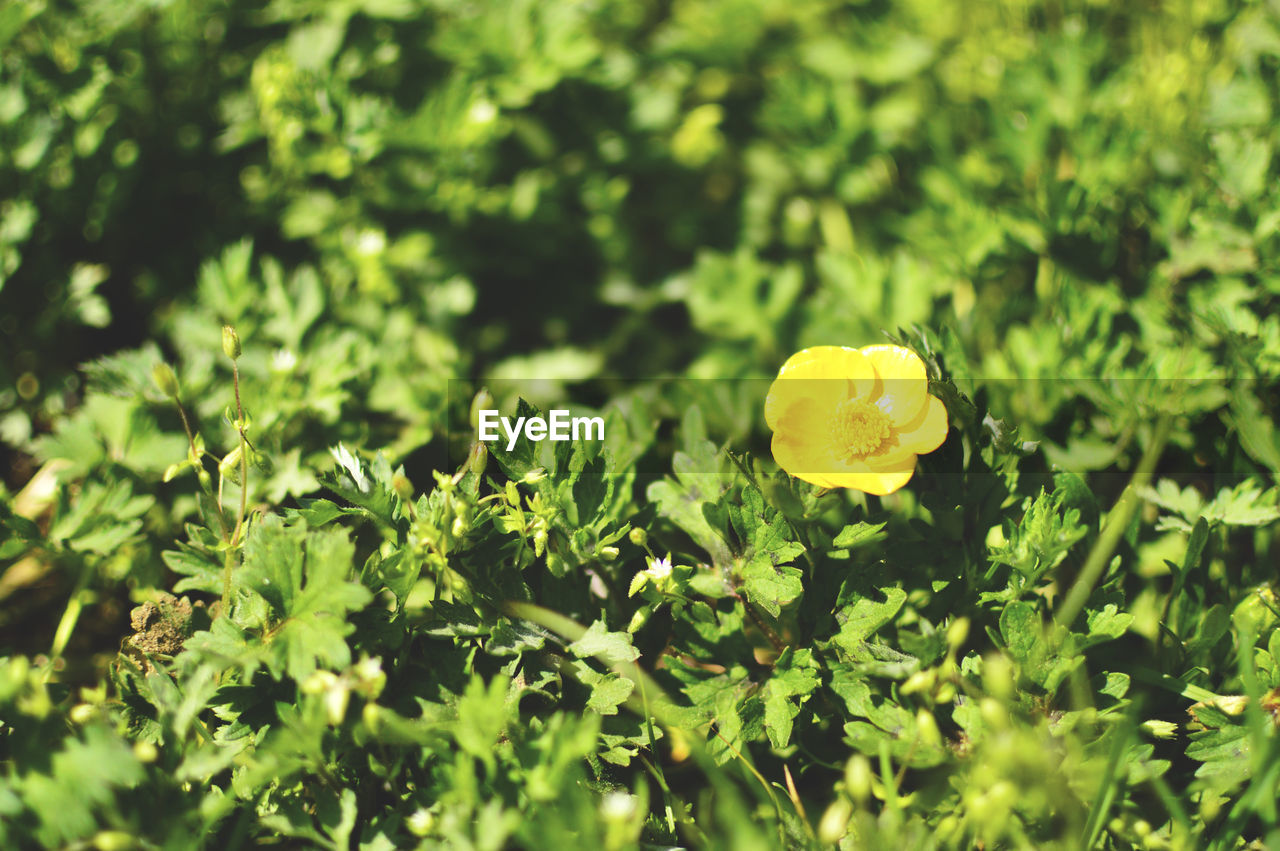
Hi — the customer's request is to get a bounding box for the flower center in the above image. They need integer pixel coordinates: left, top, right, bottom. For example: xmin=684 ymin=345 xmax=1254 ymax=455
xmin=832 ymin=398 xmax=892 ymax=460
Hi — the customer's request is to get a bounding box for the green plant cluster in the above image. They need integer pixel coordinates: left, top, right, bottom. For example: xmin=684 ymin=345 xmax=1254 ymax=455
xmin=3 ymin=0 xmax=1280 ymax=848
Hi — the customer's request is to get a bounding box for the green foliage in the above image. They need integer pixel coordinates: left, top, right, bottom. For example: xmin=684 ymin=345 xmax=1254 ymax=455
xmin=4 ymin=0 xmax=1280 ymax=848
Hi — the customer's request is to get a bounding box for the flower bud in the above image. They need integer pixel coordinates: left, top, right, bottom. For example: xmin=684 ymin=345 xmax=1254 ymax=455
xmin=302 ymin=670 xmax=338 ymax=694
xmin=667 ymin=726 xmax=690 ymax=762
xmin=900 ymin=669 xmax=935 ymax=696
xmin=915 ymin=708 xmax=942 ymax=748
xmin=980 ymin=697 xmax=1008 ymax=730
xmin=92 ymin=831 xmax=136 ymax=851
xmin=844 ymin=754 xmax=873 ymax=803
xmin=817 ymin=796 xmax=854 ymax=844
xmin=69 ymin=703 xmax=97 ymax=724
xmin=946 ymin=616 xmax=970 ymax=652
xmin=628 ymin=527 xmax=647 ymax=547
xmin=598 ymin=545 xmax=620 ymax=562
xmin=362 ymin=701 xmax=380 ymax=733
xmin=354 ymin=656 xmax=386 ymax=697
xmin=152 ymin=362 xmax=180 ymax=398
xmin=133 ymin=740 xmax=158 ymax=763
xmin=325 ymin=684 xmax=350 ymax=726
xmin=983 ymin=653 xmax=1016 ymax=700
xmin=392 ymin=474 xmax=414 ymax=504
xmin=221 ymin=324 xmax=241 ymax=360
xmin=218 ymin=445 xmax=243 ymax=482
xmin=470 ymin=387 xmax=494 ymax=429
xmin=627 ymin=606 xmax=650 ymax=632
xmin=466 ymin=441 xmax=488 ymax=478
xmin=407 ymin=807 xmax=435 ymax=837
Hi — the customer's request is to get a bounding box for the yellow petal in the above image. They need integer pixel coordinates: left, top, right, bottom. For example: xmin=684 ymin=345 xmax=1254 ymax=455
xmin=765 ymin=378 xmax=842 ymax=432
xmin=775 ymin=418 xmax=918 ymax=493
xmin=775 ymin=395 xmax=831 ymax=442
xmin=771 ymin=396 xmax=856 ymax=487
xmin=765 ymin=346 xmax=875 ymax=429
xmin=772 ymin=432 xmax=841 ymax=489
xmin=895 ymin=395 xmax=948 ymax=454
xmin=823 ymin=466 xmax=916 ymax=496
xmin=777 ymin=346 xmax=877 ymax=385
xmin=861 ymin=344 xmax=928 ymax=426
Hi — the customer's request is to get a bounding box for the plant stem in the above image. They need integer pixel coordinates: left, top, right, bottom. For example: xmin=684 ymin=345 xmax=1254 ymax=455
xmin=741 ymin=595 xmax=786 ymax=653
xmin=221 ymin=361 xmax=249 ymax=615
xmin=43 ymin=563 xmax=90 ymax=682
xmin=174 ymin=398 xmax=197 ymax=460
xmin=231 ymin=360 xmax=248 ymax=547
xmin=1054 ymin=415 xmax=1172 ymax=630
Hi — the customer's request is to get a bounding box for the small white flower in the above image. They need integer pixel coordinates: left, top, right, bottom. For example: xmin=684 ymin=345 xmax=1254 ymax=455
xmin=645 ymin=556 xmax=672 ymax=580
xmin=600 ymin=791 xmax=638 ymax=821
xmin=354 ymin=228 xmax=386 ymax=257
xmin=468 ymin=99 xmax=497 ymax=125
xmin=271 ymin=348 xmax=297 ymax=372
xmin=407 ymin=808 xmax=436 ymax=836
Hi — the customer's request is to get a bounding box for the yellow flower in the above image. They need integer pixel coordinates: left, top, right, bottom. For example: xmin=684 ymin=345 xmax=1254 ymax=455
xmin=765 ymin=345 xmax=948 ymax=495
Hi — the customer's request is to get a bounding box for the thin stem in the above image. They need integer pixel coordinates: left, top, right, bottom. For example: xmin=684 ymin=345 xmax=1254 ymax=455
xmin=43 ymin=562 xmax=91 ymax=682
xmin=231 ymin=361 xmax=248 ymax=547
xmin=221 ymin=547 xmax=236 ymax=616
xmin=1054 ymin=415 xmax=1172 ymax=630
xmin=174 ymin=398 xmax=197 ymax=460
xmin=221 ymin=361 xmax=249 ymax=616
xmin=740 ymin=593 xmax=786 ymax=653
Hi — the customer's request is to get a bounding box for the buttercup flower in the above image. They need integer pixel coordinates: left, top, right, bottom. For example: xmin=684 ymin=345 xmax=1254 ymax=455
xmin=765 ymin=345 xmax=948 ymax=495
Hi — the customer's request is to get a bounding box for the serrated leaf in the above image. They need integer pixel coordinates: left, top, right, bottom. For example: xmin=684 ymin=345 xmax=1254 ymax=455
xmin=236 ymin=516 xmax=373 ymax=680
xmin=834 ymin=588 xmax=907 ymax=651
xmin=832 ymin=521 xmax=887 ymax=549
xmin=740 ymin=557 xmax=803 ymax=618
xmin=569 ymin=620 xmax=640 ymax=666
xmin=574 ymin=661 xmax=635 ymax=715
xmin=761 ymin=648 xmax=820 ymax=748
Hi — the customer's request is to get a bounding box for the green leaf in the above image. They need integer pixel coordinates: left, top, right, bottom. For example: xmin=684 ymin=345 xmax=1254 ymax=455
xmin=833 ymin=588 xmax=907 ymax=651
xmin=761 ymin=648 xmax=820 ymax=748
xmin=1081 ymin=604 xmax=1133 ymax=647
xmin=321 ymin=445 xmax=408 ymax=536
xmin=646 ymin=448 xmax=734 ymax=566
xmin=18 ymin=725 xmax=144 ymax=847
xmin=740 ymin=557 xmax=804 ymax=618
xmin=237 ymin=516 xmax=373 ymax=680
xmin=574 ymin=661 xmax=635 ymax=716
xmin=832 ymin=521 xmax=887 ymax=549
xmin=568 ymin=620 xmax=640 ymax=667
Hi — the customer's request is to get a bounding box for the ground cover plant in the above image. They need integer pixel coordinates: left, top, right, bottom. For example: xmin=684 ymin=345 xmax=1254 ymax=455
xmin=2 ymin=0 xmax=1280 ymax=847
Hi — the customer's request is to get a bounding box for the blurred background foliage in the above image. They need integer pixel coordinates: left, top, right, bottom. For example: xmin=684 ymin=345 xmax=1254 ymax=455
xmin=4 ymin=0 xmax=1277 ymax=468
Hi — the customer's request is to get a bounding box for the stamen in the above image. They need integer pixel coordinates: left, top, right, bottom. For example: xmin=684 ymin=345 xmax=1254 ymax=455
xmin=831 ymin=398 xmax=893 ymax=460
